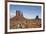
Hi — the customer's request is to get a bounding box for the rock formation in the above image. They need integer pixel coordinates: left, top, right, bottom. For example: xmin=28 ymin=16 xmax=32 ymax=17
xmin=10 ymin=10 xmax=41 ymax=29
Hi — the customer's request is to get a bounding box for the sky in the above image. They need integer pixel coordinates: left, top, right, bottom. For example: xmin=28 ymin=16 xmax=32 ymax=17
xmin=10 ymin=4 xmax=41 ymax=19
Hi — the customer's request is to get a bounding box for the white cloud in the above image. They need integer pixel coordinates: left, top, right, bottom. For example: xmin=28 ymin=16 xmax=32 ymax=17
xmin=10 ymin=12 xmax=15 ymax=18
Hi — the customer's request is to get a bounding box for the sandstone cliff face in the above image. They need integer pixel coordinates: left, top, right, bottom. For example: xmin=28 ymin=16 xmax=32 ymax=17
xmin=10 ymin=10 xmax=41 ymax=29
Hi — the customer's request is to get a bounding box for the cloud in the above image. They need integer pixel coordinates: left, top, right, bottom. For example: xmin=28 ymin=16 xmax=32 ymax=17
xmin=10 ymin=12 xmax=16 ymax=18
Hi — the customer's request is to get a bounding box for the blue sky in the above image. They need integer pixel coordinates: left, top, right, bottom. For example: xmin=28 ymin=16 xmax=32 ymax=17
xmin=10 ymin=4 xmax=41 ymax=19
